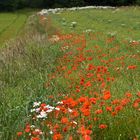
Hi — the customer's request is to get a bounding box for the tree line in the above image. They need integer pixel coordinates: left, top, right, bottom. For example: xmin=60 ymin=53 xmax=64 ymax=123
xmin=0 ymin=0 xmax=140 ymax=11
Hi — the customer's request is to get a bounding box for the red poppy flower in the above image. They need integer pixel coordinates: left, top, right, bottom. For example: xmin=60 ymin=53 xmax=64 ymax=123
xmin=25 ymin=124 xmax=30 ymax=133
xmin=127 ymin=65 xmax=137 ymax=70
xmin=106 ymin=106 xmax=112 ymax=112
xmin=17 ymin=132 xmax=22 ymax=137
xmin=125 ymin=93 xmax=132 ymax=98
xmin=103 ymin=91 xmax=111 ymax=100
xmin=90 ymin=98 xmax=97 ymax=104
xmin=85 ymin=81 xmax=92 ymax=87
xmin=99 ymin=124 xmax=107 ymax=129
xmin=31 ymin=137 xmax=40 ymax=140
xmin=53 ymin=133 xmax=63 ymax=140
xmin=61 ymin=117 xmax=69 ymax=124
xmin=95 ymin=109 xmax=103 ymax=114
xmin=81 ymin=109 xmax=90 ymax=116
xmin=83 ymin=135 xmax=91 ymax=140
xmin=78 ymin=126 xmax=92 ymax=135
xmin=115 ymin=105 xmax=123 ymax=112
xmin=71 ymin=110 xmax=79 ymax=118
xmin=69 ymin=136 xmax=73 ymax=140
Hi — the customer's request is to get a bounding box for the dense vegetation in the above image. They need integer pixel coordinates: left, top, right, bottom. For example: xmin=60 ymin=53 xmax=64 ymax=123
xmin=0 ymin=7 xmax=140 ymax=140
xmin=0 ymin=0 xmax=140 ymax=11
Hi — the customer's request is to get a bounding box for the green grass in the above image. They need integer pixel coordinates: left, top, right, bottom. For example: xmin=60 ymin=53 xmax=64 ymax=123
xmin=49 ymin=7 xmax=140 ymax=140
xmin=0 ymin=10 xmax=35 ymax=46
xmin=49 ymin=8 xmax=140 ymax=139
xmin=0 ymin=7 xmax=140 ymax=140
xmin=51 ymin=7 xmax=140 ymax=39
xmin=0 ymin=12 xmax=62 ymax=139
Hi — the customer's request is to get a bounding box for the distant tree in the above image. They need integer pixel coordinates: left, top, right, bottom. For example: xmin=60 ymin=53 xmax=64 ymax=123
xmin=136 ymin=0 xmax=140 ymax=5
xmin=87 ymin=0 xmax=137 ymax=6
xmin=69 ymin=0 xmax=85 ymax=7
xmin=54 ymin=0 xmax=69 ymax=7
xmin=0 ymin=0 xmax=18 ymax=11
xmin=17 ymin=0 xmax=28 ymax=8
xmin=26 ymin=0 xmax=43 ymax=8
xmin=42 ymin=0 xmax=55 ymax=8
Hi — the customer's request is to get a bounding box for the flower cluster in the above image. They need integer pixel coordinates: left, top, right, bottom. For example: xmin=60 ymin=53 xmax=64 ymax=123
xmin=17 ymin=32 xmax=140 ymax=140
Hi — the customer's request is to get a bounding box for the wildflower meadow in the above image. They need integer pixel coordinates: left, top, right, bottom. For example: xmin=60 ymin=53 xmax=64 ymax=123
xmin=0 ymin=6 xmax=140 ymax=140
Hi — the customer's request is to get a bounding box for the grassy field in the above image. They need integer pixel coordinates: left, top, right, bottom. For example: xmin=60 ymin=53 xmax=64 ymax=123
xmin=51 ymin=7 xmax=140 ymax=39
xmin=0 ymin=10 xmax=34 ymax=46
xmin=0 ymin=7 xmax=140 ymax=140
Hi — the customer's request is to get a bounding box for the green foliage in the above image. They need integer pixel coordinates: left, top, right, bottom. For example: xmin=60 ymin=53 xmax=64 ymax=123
xmin=68 ymin=0 xmax=85 ymax=7
xmin=42 ymin=0 xmax=55 ymax=8
xmin=136 ymin=0 xmax=140 ymax=5
xmin=27 ymin=0 xmax=43 ymax=8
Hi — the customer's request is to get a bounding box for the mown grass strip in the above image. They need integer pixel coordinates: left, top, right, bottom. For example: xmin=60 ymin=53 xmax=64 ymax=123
xmin=0 ymin=9 xmax=37 ymax=47
xmin=0 ymin=15 xmax=27 ymax=43
xmin=0 ymin=14 xmax=19 ymax=36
